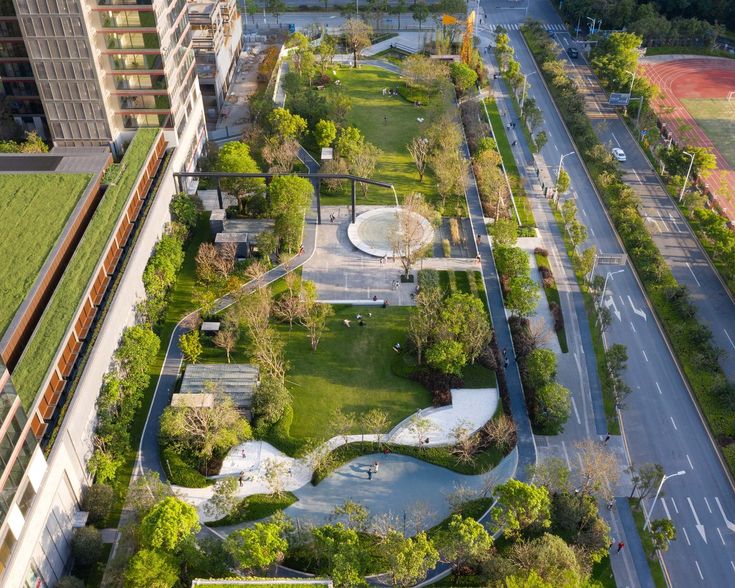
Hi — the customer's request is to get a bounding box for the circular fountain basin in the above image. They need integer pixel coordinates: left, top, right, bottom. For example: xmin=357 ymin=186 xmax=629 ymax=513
xmin=347 ymin=207 xmax=434 ymax=258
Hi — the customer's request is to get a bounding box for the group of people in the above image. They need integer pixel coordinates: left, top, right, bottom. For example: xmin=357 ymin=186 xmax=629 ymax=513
xmin=366 ymin=461 xmax=380 ymax=480
xmin=382 ymin=87 xmax=399 ymax=96
xmin=343 ymin=312 xmax=372 ymax=328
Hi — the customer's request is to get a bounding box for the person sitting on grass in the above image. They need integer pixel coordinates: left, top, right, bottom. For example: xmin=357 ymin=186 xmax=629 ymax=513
xmin=393 ymin=342 xmax=401 ymax=352
xmin=343 ymin=319 xmax=351 ymax=327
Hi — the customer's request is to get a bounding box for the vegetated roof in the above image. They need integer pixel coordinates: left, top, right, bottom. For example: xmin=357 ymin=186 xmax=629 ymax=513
xmin=12 ymin=129 xmax=159 ymax=409
xmin=0 ymin=173 xmax=93 ymax=340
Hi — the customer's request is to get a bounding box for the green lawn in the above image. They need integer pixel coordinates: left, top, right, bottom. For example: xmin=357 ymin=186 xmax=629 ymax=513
xmin=279 ymin=305 xmax=431 ymax=441
xmin=13 ymin=129 xmax=159 ymax=408
xmin=208 ymin=492 xmax=298 ymax=527
xmin=322 ymin=65 xmax=441 ymax=205
xmin=0 ymin=173 xmax=92 ymax=338
xmin=680 ymin=98 xmax=735 ymax=167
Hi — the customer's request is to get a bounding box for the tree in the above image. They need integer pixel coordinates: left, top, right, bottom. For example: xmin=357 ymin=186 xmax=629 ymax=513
xmin=262 ymin=137 xmax=300 ymax=172
xmin=495 ymin=246 xmax=530 ymax=280
xmin=450 ymin=62 xmax=478 ymax=93
xmin=315 ymin=119 xmax=337 ymax=148
xmin=492 ymin=479 xmax=551 ymax=538
xmin=408 ymin=415 xmax=436 ymax=447
xmin=489 ymin=219 xmax=518 ymax=247
xmin=140 ymin=496 xmax=200 ymax=552
xmin=606 ymin=343 xmax=631 ymax=407
xmin=590 ymin=32 xmax=642 ymax=92
xmin=331 ymin=500 xmax=370 ymax=531
xmin=72 ymin=526 xmax=103 ymax=571
xmin=216 ymin=141 xmax=263 ymax=212
xmin=350 ymin=142 xmax=382 ymax=196
xmin=343 ymin=18 xmax=372 ymax=68
xmin=647 ymin=518 xmax=676 ymax=554
xmin=160 ymin=385 xmax=252 ymax=463
xmin=402 ymin=54 xmax=447 ymax=89
xmin=439 ymin=514 xmax=493 ymax=572
xmin=212 ymin=316 xmax=239 ymax=363
xmin=450 ymin=420 xmax=480 ymax=464
xmin=384 ymin=530 xmax=439 ymax=587
xmin=269 ymin=175 xmax=313 ymax=252
xmin=628 ymin=462 xmax=664 ymax=504
xmin=179 ymin=329 xmax=203 ymax=364
xmin=574 ymin=440 xmax=620 ymax=501
xmin=225 ymin=521 xmax=288 ymax=572
xmin=170 ymin=192 xmax=198 ymax=231
xmin=252 ymin=375 xmax=291 ymax=424
xmin=536 ymin=382 xmax=571 ymax=433
xmin=524 ymin=348 xmax=557 ymax=391
xmin=205 ymin=477 xmax=239 ymax=520
xmin=124 ymin=549 xmax=178 ymax=588
xmin=506 ymin=533 xmax=587 ymax=587
xmin=438 ymin=292 xmax=492 ymax=363
xmin=266 ymin=0 xmax=286 ymax=23
xmin=505 ymin=275 xmax=540 ymax=318
xmin=407 ymin=136 xmax=430 ymax=181
xmin=688 ymin=145 xmax=717 ymax=177
xmin=483 ymin=414 xmax=517 ymax=452
xmin=556 ymin=168 xmax=570 ymax=194
xmin=527 ymin=457 xmax=571 ymax=494
xmin=312 ymin=523 xmax=364 ymax=584
xmin=535 ymin=130 xmax=548 ymax=151
xmin=360 ymin=408 xmax=390 ymax=445
xmin=263 ymin=457 xmax=290 ymax=497
xmin=81 ymin=483 xmax=114 ymax=526
xmin=268 ymin=107 xmax=307 ymax=139
xmin=550 ymin=491 xmax=610 ymax=563
xmin=427 ymin=339 xmax=467 ymax=376
xmin=195 ymin=241 xmax=236 ymax=283
xmin=389 ymin=192 xmax=433 ymax=278
xmin=409 ymin=286 xmax=443 ymax=364
xmin=316 ymin=34 xmax=336 ymax=74
xmin=412 ymin=1 xmax=429 ymax=30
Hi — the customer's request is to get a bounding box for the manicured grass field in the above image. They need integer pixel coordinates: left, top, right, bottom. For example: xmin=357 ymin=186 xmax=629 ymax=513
xmin=208 ymin=492 xmax=298 ymax=527
xmin=323 ymin=65 xmax=441 ymax=205
xmin=680 ymin=98 xmax=735 ymax=167
xmin=13 ymin=129 xmax=159 ymax=408
xmin=278 ymin=305 xmax=432 ymax=441
xmin=0 ymin=173 xmax=92 ymax=338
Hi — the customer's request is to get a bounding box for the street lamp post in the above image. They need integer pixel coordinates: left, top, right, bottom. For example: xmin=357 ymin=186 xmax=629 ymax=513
xmin=586 ymin=16 xmax=597 ymax=35
xmin=645 ymin=470 xmax=686 ymax=530
xmin=596 ymin=269 xmax=624 ymax=326
xmin=625 ymin=69 xmax=637 ymax=96
xmin=556 ymin=151 xmax=575 ymax=185
xmin=628 ymin=96 xmax=643 ymax=129
xmin=679 ymin=150 xmax=695 ymax=202
xmin=521 ymin=71 xmax=537 ymax=113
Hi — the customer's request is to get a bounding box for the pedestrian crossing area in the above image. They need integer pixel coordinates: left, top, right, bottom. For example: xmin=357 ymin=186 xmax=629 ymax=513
xmin=478 ymin=22 xmax=567 ymax=32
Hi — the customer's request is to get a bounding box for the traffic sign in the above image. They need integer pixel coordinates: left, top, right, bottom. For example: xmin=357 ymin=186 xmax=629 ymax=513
xmin=609 ymin=92 xmax=631 ymax=106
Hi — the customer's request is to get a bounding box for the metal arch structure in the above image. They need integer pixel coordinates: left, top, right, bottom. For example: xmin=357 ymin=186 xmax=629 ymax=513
xmin=173 ymin=171 xmax=394 ymax=225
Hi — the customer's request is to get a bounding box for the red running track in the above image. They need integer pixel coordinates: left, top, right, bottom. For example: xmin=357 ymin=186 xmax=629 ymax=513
xmin=641 ymin=57 xmax=735 ymax=220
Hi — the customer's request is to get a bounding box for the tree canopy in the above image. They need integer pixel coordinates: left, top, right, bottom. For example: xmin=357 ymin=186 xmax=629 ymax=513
xmin=140 ymin=497 xmax=200 ymax=552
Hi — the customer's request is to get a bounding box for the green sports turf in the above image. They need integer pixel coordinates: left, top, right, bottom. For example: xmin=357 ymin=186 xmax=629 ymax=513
xmin=0 ymin=173 xmax=92 ymax=339
xmin=680 ymin=98 xmax=735 ymax=167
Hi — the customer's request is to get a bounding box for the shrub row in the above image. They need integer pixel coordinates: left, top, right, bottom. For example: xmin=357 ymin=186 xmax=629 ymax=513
xmin=523 ymin=22 xmax=735 ymax=468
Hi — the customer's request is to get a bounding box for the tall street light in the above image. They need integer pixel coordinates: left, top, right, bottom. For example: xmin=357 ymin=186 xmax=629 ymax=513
xmin=556 ymin=151 xmax=575 ymax=185
xmin=645 ymin=470 xmax=687 ymax=530
xmin=628 ymin=96 xmax=644 ymax=130
xmin=596 ymin=269 xmax=624 ymax=326
xmin=625 ymin=69 xmax=637 ymax=96
xmin=679 ymin=150 xmax=695 ymax=202
xmin=521 ymin=71 xmax=538 ymax=113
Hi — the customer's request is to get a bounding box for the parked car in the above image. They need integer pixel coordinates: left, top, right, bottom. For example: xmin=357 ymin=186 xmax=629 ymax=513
xmin=567 ymin=46 xmax=579 ymax=58
xmin=612 ymin=147 xmax=627 ymax=162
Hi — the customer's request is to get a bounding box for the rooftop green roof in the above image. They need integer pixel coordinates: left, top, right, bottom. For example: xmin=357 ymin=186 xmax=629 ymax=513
xmin=0 ymin=173 xmax=93 ymax=340
xmin=13 ymin=129 xmax=159 ymax=409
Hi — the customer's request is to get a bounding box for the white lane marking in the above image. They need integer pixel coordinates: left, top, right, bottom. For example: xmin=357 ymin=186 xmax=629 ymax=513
xmin=661 ymin=497 xmax=672 ymax=519
xmin=571 ymin=396 xmax=581 ymax=424
xmin=589 ymin=226 xmax=595 ymax=237
xmin=656 ymin=382 xmax=662 ymax=395
xmin=632 ymin=170 xmax=642 ymax=183
xmin=561 ymin=440 xmax=572 ymax=469
xmin=714 ymin=497 xmax=735 ymax=532
xmin=627 ymin=295 xmax=647 ymax=320
xmin=670 ymin=417 xmax=678 ymax=430
xmin=688 ymin=497 xmax=707 ymax=543
xmin=630 ymin=322 xmax=637 ymax=334
xmin=718 ymin=527 xmax=726 ymax=545
xmin=642 ymin=349 xmax=648 ymax=362
xmin=656 ymin=210 xmax=670 ymax=232
xmin=618 ymin=295 xmax=625 ymax=308
xmin=731 ymin=561 xmax=735 ymax=574
xmin=695 ymin=561 xmax=704 ymax=580
xmin=724 ymin=329 xmax=735 ymax=351
xmin=612 ymin=132 xmax=621 ymax=147
xmin=685 ymin=262 xmax=701 ymax=287
xmin=686 ymin=454 xmax=694 ymax=470
xmin=704 ymin=497 xmax=712 ymax=513
xmin=682 ymin=526 xmax=691 ymax=545
xmin=671 ymin=497 xmax=679 ymax=514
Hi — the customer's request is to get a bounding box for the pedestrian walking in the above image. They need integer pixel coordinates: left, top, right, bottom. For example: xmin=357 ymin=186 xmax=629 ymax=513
xmin=512 ymin=140 xmax=517 ymax=146
xmin=502 ymin=347 xmax=508 ymax=357
xmin=384 ymin=115 xmax=387 ymax=124
xmin=238 ymin=471 xmax=244 ymax=487
xmin=607 ymin=500 xmax=614 ymax=511
xmin=299 ymin=244 xmax=305 ymax=255
xmin=504 ymin=358 xmax=509 ymax=369
xmin=603 ymin=434 xmax=611 ymax=445
xmin=617 ymin=542 xmax=625 ymax=553
xmin=373 ymin=461 xmax=379 ymax=474
xmin=241 ymin=449 xmax=246 ymax=459
xmin=330 ymin=213 xmax=335 ymax=223
xmin=367 ymin=466 xmax=373 ymax=480
xmin=476 ymin=234 xmax=481 ymax=246
xmin=609 ymin=539 xmax=615 ymax=550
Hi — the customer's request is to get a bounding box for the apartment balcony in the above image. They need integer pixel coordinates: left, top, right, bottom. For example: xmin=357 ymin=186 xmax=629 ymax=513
xmin=95 ymin=0 xmax=153 ymax=6
xmin=100 ymin=11 xmax=156 ymax=28
xmin=109 ymin=53 xmax=163 ymax=71
xmin=104 ymin=33 xmax=160 ymax=50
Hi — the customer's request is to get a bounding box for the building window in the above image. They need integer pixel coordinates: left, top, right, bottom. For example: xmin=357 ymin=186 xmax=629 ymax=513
xmin=0 ymin=530 xmax=16 ymax=578
xmin=16 ymin=482 xmax=35 ymax=517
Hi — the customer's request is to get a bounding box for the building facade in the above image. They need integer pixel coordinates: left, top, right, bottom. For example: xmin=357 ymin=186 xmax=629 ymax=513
xmin=187 ymin=0 xmax=241 ymax=123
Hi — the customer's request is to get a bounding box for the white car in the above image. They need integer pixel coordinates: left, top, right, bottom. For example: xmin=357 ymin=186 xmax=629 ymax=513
xmin=612 ymin=147 xmax=627 ymax=162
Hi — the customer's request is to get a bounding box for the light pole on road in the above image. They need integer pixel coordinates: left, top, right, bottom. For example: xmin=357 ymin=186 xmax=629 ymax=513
xmin=625 ymin=69 xmax=637 ymax=96
xmin=520 ymin=71 xmax=537 ymax=113
xmin=596 ymin=269 xmax=624 ymax=326
xmin=679 ymin=150 xmax=695 ymax=202
xmin=645 ymin=470 xmax=686 ymax=530
xmin=556 ymin=151 xmax=575 ymax=185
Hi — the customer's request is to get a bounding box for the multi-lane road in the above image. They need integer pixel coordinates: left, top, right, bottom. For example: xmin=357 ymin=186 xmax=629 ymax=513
xmin=474 ymin=0 xmax=735 ymax=584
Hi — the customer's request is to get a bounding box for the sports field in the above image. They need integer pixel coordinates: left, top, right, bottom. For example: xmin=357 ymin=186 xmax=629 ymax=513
xmin=681 ymin=98 xmax=735 ymax=167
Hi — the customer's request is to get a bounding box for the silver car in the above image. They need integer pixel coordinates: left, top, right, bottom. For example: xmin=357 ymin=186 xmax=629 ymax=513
xmin=612 ymin=147 xmax=627 ymax=162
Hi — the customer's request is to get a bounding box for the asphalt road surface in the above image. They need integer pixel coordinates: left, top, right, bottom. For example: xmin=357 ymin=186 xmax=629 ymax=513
xmin=478 ymin=1 xmax=735 ymax=584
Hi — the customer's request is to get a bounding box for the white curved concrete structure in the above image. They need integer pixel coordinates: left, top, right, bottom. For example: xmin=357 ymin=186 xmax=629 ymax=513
xmin=347 ymin=206 xmax=434 ymax=258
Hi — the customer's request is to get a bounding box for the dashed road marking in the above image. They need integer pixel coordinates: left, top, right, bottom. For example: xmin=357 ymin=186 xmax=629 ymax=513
xmin=642 ymin=349 xmax=648 ymax=362
xmin=724 ymin=329 xmax=735 ymax=351
xmin=670 ymin=416 xmax=678 ymax=430
xmin=656 ymin=382 xmax=662 ymax=395
xmin=695 ymin=561 xmax=704 ymax=580
xmin=704 ymin=497 xmax=712 ymax=513
xmin=671 ymin=497 xmax=679 ymax=514
xmin=661 ymin=497 xmax=672 ymax=519
xmin=686 ymin=262 xmax=701 ymax=287
xmin=571 ymin=396 xmax=581 ymax=424
xmin=682 ymin=526 xmax=691 ymax=545
xmin=718 ymin=527 xmax=726 ymax=545
xmin=687 ymin=454 xmax=694 ymax=470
